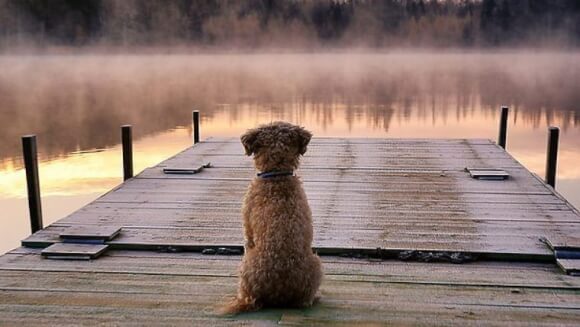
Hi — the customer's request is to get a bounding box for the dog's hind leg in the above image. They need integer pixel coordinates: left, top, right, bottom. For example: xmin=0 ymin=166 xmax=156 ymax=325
xmin=301 ymin=255 xmax=323 ymax=307
xmin=221 ymin=295 xmax=261 ymax=314
xmin=221 ymin=260 xmax=262 ymax=314
xmin=221 ymin=280 xmax=261 ymax=314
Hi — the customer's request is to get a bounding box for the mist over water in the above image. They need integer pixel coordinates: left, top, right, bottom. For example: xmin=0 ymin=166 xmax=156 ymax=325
xmin=1 ymin=52 xmax=579 ymax=164
xmin=1 ymin=51 xmax=580 ymax=254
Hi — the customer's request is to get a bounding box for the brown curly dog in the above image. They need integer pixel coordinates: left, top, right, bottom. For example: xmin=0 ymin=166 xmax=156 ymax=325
xmin=223 ymin=121 xmax=322 ymax=314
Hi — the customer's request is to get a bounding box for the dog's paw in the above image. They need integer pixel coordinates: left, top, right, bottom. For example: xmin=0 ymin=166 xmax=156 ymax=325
xmin=313 ymin=294 xmax=321 ymax=305
xmin=301 ymin=294 xmax=321 ymax=308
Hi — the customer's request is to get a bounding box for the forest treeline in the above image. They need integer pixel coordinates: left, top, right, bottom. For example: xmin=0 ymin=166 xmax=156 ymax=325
xmin=1 ymin=0 xmax=579 ymax=49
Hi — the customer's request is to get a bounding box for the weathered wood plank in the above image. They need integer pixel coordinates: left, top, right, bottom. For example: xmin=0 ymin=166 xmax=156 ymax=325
xmin=52 ymin=209 xmax=580 ymax=228
xmin=133 ymin=173 xmax=550 ymax=196
xmin=110 ymin=176 xmax=553 ymax=196
xmin=89 ymin=191 xmax=573 ymax=211
xmin=0 ymin=306 xmax=272 ymax=327
xmin=22 ymin=224 xmax=558 ymax=256
xmin=1 ymin=272 xmax=579 ymax=306
xmin=1 ymin=251 xmax=579 ymax=325
xmin=2 ymin=250 xmax=579 ymax=289
xmin=204 ymin=137 xmax=495 ymax=144
xmin=94 ymin=181 xmax=567 ymax=204
xmin=2 ymin=288 xmax=578 ymax=326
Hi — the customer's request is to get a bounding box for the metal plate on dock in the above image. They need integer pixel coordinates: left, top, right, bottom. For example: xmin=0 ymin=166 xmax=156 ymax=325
xmin=163 ymin=163 xmax=211 ymax=175
xmin=465 ymin=167 xmax=509 ymax=180
xmin=59 ymin=226 xmax=121 ymax=243
xmin=41 ymin=243 xmax=109 ymax=260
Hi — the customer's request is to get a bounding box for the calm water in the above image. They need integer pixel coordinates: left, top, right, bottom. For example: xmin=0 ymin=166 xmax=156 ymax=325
xmin=1 ymin=52 xmax=579 ymax=254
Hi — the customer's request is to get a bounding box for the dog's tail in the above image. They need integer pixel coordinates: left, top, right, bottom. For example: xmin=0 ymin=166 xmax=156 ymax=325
xmin=220 ymin=296 xmax=261 ymax=315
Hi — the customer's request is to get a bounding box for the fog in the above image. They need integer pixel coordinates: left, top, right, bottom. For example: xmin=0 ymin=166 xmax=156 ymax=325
xmin=0 ymin=51 xmax=579 ymax=166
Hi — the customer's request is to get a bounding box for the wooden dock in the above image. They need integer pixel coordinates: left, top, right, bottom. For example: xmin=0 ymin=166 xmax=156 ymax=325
xmin=1 ymin=137 xmax=580 ymax=325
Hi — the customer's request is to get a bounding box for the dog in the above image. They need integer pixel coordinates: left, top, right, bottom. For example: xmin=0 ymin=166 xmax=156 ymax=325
xmin=222 ymin=121 xmax=322 ymax=314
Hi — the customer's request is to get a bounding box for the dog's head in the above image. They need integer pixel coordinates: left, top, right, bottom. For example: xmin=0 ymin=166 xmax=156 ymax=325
xmin=241 ymin=121 xmax=312 ymax=171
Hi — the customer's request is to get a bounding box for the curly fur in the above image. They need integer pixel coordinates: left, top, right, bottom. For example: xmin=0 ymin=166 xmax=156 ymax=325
xmin=222 ymin=121 xmax=322 ymax=314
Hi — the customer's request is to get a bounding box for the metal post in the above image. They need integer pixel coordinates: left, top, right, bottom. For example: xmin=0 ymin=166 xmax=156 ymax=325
xmin=22 ymin=135 xmax=43 ymax=233
xmin=121 ymin=125 xmax=133 ymax=181
xmin=498 ymin=106 xmax=509 ymax=149
xmin=545 ymin=127 xmax=559 ymax=188
xmin=193 ymin=110 xmax=200 ymax=144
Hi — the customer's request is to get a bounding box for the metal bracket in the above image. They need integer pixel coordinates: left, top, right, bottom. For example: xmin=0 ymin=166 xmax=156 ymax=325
xmin=465 ymin=167 xmax=509 ymax=180
xmin=163 ymin=162 xmax=212 ymax=175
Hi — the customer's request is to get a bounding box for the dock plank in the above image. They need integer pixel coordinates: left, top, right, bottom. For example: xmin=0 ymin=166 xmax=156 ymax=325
xmin=2 ymin=249 xmax=579 ymax=288
xmin=22 ymin=224 xmax=558 ymax=256
xmin=1 ymin=251 xmax=579 ymax=325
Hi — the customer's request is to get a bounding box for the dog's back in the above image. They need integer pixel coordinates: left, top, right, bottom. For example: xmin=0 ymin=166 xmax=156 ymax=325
xmin=247 ymin=177 xmax=313 ymax=254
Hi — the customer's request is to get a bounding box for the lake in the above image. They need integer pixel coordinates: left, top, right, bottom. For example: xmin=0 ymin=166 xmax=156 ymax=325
xmin=1 ymin=52 xmax=579 ymax=254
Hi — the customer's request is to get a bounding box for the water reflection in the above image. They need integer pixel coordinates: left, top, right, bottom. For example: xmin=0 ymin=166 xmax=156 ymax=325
xmin=0 ymin=128 xmax=192 ymax=254
xmin=0 ymin=52 xmax=579 ymax=254
xmin=1 ymin=53 xmax=579 ymax=164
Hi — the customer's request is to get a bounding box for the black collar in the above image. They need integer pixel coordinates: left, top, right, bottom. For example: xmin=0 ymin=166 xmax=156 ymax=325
xmin=257 ymin=170 xmax=294 ymax=179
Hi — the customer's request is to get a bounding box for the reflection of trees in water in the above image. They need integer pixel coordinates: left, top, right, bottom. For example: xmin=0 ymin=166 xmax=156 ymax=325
xmin=0 ymin=54 xmax=578 ymax=162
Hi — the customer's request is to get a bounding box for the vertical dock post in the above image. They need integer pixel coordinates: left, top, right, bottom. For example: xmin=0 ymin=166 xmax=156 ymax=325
xmin=22 ymin=135 xmax=43 ymax=233
xmin=545 ymin=126 xmax=559 ymax=188
xmin=122 ymin=125 xmax=133 ymax=181
xmin=498 ymin=106 xmax=509 ymax=149
xmin=193 ymin=110 xmax=200 ymax=144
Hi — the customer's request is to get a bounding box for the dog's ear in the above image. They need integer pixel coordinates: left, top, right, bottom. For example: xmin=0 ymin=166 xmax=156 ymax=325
xmin=295 ymin=126 xmax=312 ymax=155
xmin=241 ymin=128 xmax=261 ymax=156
